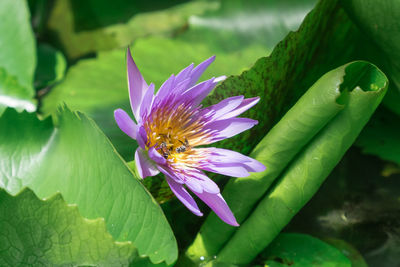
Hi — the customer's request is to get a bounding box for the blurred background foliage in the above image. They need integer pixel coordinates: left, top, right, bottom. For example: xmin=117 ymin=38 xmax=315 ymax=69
xmin=0 ymin=0 xmax=399 ymax=266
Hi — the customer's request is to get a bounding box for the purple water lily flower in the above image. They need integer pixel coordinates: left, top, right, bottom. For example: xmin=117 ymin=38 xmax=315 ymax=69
xmin=114 ymin=48 xmax=265 ymax=226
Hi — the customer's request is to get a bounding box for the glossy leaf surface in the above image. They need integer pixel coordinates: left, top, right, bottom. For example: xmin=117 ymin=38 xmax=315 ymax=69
xmin=0 ymin=107 xmax=177 ymax=264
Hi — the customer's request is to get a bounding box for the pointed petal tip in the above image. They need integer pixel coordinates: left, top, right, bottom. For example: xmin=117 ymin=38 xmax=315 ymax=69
xmin=229 ymin=220 xmax=240 ymax=227
xmin=251 ymin=96 xmax=261 ymax=104
xmin=114 ymin=108 xmax=121 ymax=116
xmin=194 ymin=210 xmax=204 ymax=217
xmin=204 ymin=55 xmax=216 ymax=63
xmin=257 ymin=162 xmax=267 ymax=172
xmin=126 ymin=46 xmax=133 ymax=61
xmin=247 ymin=160 xmax=266 ymax=174
xmin=214 ymin=75 xmax=227 ymax=83
xmin=165 ymin=176 xmax=203 ymax=216
xmin=193 ymin=191 xmax=239 ymax=227
xmin=221 ymin=211 xmax=239 ymax=227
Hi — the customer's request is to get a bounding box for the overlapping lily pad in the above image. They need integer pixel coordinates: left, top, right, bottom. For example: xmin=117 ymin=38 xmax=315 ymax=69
xmin=0 ymin=188 xmax=136 ymax=266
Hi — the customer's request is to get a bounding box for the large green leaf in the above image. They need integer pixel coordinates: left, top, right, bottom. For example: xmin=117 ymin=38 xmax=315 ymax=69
xmin=261 ymin=233 xmax=351 ymax=267
xmin=0 ymin=0 xmax=37 ymax=113
xmin=0 ymin=107 xmax=177 ymax=265
xmin=0 ymin=188 xmax=136 ymax=266
xmin=182 ymin=62 xmax=387 ymax=265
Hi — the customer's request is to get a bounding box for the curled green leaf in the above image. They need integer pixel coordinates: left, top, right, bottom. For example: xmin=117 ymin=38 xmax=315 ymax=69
xmin=217 ymin=61 xmax=387 ymax=264
xmin=184 ymin=61 xmax=387 ymax=265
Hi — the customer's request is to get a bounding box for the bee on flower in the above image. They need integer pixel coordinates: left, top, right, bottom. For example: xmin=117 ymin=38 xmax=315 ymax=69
xmin=114 ymin=48 xmax=265 ymax=226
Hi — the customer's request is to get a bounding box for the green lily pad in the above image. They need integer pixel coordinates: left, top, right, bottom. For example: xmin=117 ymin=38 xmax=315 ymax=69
xmin=262 ymin=233 xmax=351 ymax=267
xmin=0 ymin=188 xmax=136 ymax=266
xmin=324 ymin=238 xmax=368 ymax=267
xmin=0 ymin=107 xmax=177 ymax=265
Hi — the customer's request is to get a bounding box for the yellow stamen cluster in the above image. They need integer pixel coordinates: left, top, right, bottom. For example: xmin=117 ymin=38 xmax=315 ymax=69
xmin=142 ymin=101 xmax=211 ymax=165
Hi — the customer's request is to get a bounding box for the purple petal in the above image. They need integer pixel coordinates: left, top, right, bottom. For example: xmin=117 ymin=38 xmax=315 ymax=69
xmin=193 ymin=191 xmax=239 ymax=226
xmin=206 ymin=118 xmax=258 ymax=143
xmin=183 ymin=76 xmax=226 ymax=105
xmin=218 ymin=97 xmax=260 ymax=120
xmin=136 ymin=126 xmax=147 ymax=149
xmin=189 ymin=55 xmax=215 ymax=87
xmin=166 ymin=176 xmax=203 ymax=216
xmin=184 ymin=178 xmax=203 ymax=193
xmin=139 ymin=83 xmax=155 ymax=118
xmin=206 ymin=96 xmax=244 ymax=120
xmin=200 ymin=164 xmax=250 ymax=177
xmin=173 ymin=77 xmax=192 ymax=97
xmin=192 ymin=172 xmax=220 ymax=194
xmin=158 ymin=165 xmax=184 ymax=184
xmin=181 ymin=78 xmax=216 ymax=105
xmin=176 ymin=63 xmax=194 ymax=84
xmin=114 ymin=109 xmax=137 ymax=140
xmin=208 ymin=148 xmax=266 ymax=173
xmin=148 ymin=146 xmax=166 ymax=165
xmin=213 ymin=75 xmax=226 ymax=84
xmin=155 ymin=74 xmax=175 ymax=102
xmin=135 ymin=148 xmax=159 ymax=178
xmin=127 ymin=47 xmax=148 ymax=121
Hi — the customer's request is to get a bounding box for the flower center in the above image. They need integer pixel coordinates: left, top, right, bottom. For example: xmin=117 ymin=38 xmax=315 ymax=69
xmin=142 ymin=98 xmax=212 ymax=163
